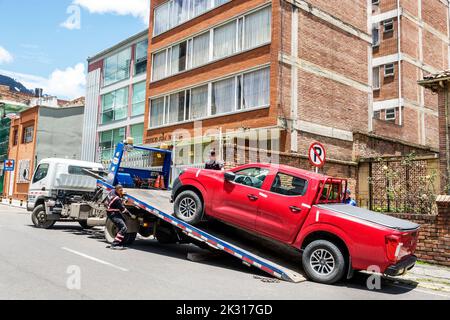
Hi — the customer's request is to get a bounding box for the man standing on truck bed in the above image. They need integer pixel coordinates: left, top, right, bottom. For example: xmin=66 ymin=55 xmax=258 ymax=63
xmin=105 ymin=185 xmax=133 ymax=250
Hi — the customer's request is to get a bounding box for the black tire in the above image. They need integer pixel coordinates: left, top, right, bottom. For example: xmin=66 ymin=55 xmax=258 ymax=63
xmin=31 ymin=205 xmax=56 ymax=229
xmin=138 ymin=225 xmax=153 ymax=238
xmin=104 ymin=219 xmax=137 ymax=246
xmin=79 ymin=220 xmax=93 ymax=229
xmin=155 ymin=224 xmax=178 ymax=244
xmin=302 ymin=240 xmax=346 ymax=284
xmin=174 ymin=190 xmax=203 ymax=225
xmin=123 ymin=233 xmax=137 ymax=246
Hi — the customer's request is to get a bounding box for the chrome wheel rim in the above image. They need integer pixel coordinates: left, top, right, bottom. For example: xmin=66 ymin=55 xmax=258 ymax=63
xmin=179 ymin=197 xmax=197 ymax=218
xmin=310 ymin=249 xmax=335 ymax=276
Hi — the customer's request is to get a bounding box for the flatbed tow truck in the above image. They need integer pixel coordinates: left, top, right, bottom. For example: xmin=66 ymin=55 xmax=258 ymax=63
xmin=98 ymin=142 xmax=306 ymax=283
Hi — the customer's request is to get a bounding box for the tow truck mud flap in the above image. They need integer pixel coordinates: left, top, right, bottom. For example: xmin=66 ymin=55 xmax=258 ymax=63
xmin=46 ymin=214 xmax=60 ymax=221
xmin=98 ymin=181 xmax=305 ymax=283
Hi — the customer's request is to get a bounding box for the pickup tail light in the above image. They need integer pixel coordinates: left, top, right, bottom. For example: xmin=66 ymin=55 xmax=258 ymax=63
xmin=385 ymin=235 xmax=403 ymax=263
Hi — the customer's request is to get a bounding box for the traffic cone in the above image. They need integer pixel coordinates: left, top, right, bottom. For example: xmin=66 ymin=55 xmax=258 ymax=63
xmin=160 ymin=175 xmax=165 ymax=190
xmin=154 ymin=175 xmax=161 ymax=189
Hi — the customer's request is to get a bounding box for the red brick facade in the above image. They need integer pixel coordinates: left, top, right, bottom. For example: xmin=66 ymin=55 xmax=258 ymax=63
xmin=372 ymin=0 xmax=449 ymax=149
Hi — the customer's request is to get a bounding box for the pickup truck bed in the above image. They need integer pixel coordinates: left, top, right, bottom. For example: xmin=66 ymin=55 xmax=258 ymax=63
xmin=317 ymin=204 xmax=420 ymax=231
xmin=123 ymin=187 xmax=307 ymax=283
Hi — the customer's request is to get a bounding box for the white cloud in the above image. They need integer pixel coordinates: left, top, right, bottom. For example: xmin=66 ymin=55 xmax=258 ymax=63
xmin=73 ymin=0 xmax=150 ymax=24
xmin=0 ymin=63 xmax=86 ymax=100
xmin=0 ymin=46 xmax=13 ymax=64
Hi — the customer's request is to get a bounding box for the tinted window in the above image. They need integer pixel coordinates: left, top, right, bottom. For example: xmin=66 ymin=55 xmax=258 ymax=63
xmin=234 ymin=167 xmax=269 ymax=189
xmin=271 ymin=173 xmax=307 ymax=196
xmin=68 ymin=166 xmax=91 ymax=176
xmin=33 ymin=164 xmax=49 ymax=183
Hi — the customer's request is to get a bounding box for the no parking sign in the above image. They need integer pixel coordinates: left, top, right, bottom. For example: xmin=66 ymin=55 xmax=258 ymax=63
xmin=308 ymin=142 xmax=326 ymax=168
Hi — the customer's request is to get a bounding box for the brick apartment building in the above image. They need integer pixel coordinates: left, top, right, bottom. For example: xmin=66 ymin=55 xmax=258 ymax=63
xmin=81 ymin=30 xmax=148 ymax=164
xmin=145 ymin=0 xmax=374 ymax=172
xmin=3 ymin=101 xmax=85 ymax=201
xmin=371 ymin=0 xmax=450 ymax=148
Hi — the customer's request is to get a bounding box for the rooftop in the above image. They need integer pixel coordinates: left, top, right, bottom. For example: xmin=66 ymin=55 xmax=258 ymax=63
xmin=418 ymin=70 xmax=450 ymax=91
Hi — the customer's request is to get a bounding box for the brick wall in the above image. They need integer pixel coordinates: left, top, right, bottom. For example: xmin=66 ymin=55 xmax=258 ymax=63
xmin=385 ymin=195 xmax=450 ymax=267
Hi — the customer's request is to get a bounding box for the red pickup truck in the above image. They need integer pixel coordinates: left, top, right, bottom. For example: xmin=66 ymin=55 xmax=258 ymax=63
xmin=171 ymin=163 xmax=419 ymax=284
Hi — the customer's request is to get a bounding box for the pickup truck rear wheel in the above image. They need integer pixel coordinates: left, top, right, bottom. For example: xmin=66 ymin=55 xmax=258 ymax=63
xmin=302 ymin=240 xmax=346 ymax=284
xmin=31 ymin=205 xmax=56 ymax=229
xmin=174 ymin=190 xmax=203 ymax=225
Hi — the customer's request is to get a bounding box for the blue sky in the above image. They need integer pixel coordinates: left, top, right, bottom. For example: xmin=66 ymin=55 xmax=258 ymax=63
xmin=0 ymin=0 xmax=149 ymax=99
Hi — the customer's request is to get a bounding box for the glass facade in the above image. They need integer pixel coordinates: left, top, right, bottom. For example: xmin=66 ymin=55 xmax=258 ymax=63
xmin=101 ymin=87 xmax=129 ymax=124
xmin=104 ymin=48 xmax=132 ymax=86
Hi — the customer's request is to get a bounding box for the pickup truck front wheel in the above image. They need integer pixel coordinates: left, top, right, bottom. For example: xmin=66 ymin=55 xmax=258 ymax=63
xmin=302 ymin=240 xmax=346 ymax=284
xmin=174 ymin=190 xmax=203 ymax=225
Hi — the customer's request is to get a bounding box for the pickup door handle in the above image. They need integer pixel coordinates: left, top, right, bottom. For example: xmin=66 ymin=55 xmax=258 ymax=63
xmin=247 ymin=194 xmax=259 ymax=201
xmin=289 ymin=206 xmax=302 ymax=213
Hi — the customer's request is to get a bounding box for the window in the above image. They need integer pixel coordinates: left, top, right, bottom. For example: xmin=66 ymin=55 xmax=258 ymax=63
xmin=130 ymin=123 xmax=144 ymax=145
xmin=190 ymin=85 xmax=208 ymax=120
xmin=372 ymin=24 xmax=380 ymax=47
xmin=169 ymin=91 xmax=187 ymax=123
xmin=191 ymin=32 xmax=210 ymax=68
xmin=212 ymin=77 xmax=235 ymax=115
xmin=153 ymin=0 xmax=231 ymax=36
xmin=12 ymin=128 xmax=18 ymax=146
xmin=149 ymin=66 xmax=270 ymax=128
xmin=372 ymin=0 xmax=380 ymax=5
xmin=171 ymin=41 xmax=188 ymax=74
xmin=101 ymin=87 xmax=129 ymax=124
xmin=154 ymin=1 xmax=170 ymax=35
xmin=132 ymin=82 xmax=146 ymax=116
xmin=242 ymin=67 xmax=270 ymax=109
xmin=234 ymin=167 xmax=269 ymax=189
xmin=150 ymin=97 xmax=166 ymax=127
xmin=68 ymin=166 xmax=93 ymax=176
xmin=213 ymin=21 xmax=237 ymax=59
xmin=243 ymin=6 xmax=271 ymax=50
xmin=271 ymin=173 xmax=308 ymax=196
xmin=384 ymin=64 xmax=395 ymax=77
xmin=373 ymin=111 xmax=381 ymax=119
xmin=385 ymin=108 xmax=396 ymax=121
xmin=152 ymin=50 xmax=167 ymax=81
xmin=32 ymin=164 xmax=49 ymax=183
xmin=373 ymin=67 xmax=380 ymax=90
xmin=22 ymin=126 xmax=34 ymax=144
xmin=135 ymin=39 xmax=148 ymax=75
xmin=151 ymin=6 xmax=271 ymax=81
xmin=99 ymin=128 xmax=126 ymax=161
xmin=383 ymin=19 xmax=394 ymax=33
xmin=104 ymin=48 xmax=131 ymax=86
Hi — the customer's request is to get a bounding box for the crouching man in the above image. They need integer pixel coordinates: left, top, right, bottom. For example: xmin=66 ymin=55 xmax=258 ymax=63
xmin=105 ymin=184 xmax=134 ymax=250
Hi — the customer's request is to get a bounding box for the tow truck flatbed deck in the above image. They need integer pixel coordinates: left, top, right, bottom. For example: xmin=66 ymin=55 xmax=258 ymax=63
xmin=99 ymin=181 xmax=306 ymax=282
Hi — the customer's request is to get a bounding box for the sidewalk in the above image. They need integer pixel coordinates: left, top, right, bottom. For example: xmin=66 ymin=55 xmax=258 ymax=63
xmin=389 ymin=262 xmax=450 ymax=293
xmin=0 ymin=198 xmax=27 ymax=209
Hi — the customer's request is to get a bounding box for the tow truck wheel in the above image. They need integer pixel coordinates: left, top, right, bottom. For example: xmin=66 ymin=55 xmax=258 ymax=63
xmin=302 ymin=240 xmax=346 ymax=284
xmin=174 ymin=190 xmax=203 ymax=225
xmin=31 ymin=205 xmax=56 ymax=229
xmin=104 ymin=219 xmax=137 ymax=246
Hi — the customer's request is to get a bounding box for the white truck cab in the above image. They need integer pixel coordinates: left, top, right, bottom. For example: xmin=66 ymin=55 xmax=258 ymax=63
xmin=28 ymin=158 xmax=104 ymax=228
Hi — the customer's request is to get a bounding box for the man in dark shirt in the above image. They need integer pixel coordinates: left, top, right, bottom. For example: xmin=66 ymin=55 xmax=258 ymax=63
xmin=205 ymin=150 xmax=224 ymax=171
xmin=105 ymin=184 xmax=133 ymax=250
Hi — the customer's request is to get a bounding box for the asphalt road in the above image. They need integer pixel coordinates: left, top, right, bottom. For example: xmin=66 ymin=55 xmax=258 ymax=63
xmin=0 ymin=204 xmax=448 ymax=300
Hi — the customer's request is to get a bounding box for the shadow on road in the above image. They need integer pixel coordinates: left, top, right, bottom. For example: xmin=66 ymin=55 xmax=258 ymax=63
xmin=30 ymin=222 xmax=420 ymax=294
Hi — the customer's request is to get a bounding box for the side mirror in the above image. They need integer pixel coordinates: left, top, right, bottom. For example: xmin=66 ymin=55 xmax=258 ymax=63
xmin=224 ymin=172 xmax=236 ymax=182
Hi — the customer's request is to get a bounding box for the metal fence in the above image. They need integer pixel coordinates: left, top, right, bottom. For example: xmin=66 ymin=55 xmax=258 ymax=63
xmin=356 ymin=197 xmax=436 ymax=215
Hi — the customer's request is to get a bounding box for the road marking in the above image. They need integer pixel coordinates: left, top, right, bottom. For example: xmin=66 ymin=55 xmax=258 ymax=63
xmin=61 ymin=247 xmax=129 ymax=272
